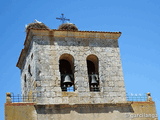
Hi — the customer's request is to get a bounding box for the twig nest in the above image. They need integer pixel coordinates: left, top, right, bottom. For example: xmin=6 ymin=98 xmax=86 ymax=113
xmin=26 ymin=22 xmax=49 ymax=30
xmin=58 ymin=23 xmax=78 ymax=31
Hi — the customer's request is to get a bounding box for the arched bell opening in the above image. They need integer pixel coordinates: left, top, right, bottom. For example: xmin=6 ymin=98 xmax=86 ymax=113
xmin=59 ymin=54 xmax=75 ymax=92
xmin=87 ymin=54 xmax=100 ymax=92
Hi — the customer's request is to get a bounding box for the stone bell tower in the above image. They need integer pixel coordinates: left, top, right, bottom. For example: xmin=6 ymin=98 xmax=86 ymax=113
xmin=5 ymin=19 xmax=158 ymax=120
xmin=16 ymin=21 xmax=126 ymax=104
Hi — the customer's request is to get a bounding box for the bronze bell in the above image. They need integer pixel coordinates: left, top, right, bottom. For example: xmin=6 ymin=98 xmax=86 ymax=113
xmin=91 ymin=74 xmax=97 ymax=85
xmin=63 ymin=75 xmax=72 ymax=86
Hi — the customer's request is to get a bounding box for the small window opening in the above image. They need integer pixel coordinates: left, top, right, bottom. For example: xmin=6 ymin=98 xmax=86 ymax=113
xmin=28 ymin=65 xmax=32 ymax=76
xmin=24 ymin=74 xmax=27 ymax=87
xmin=87 ymin=55 xmax=100 ymax=92
xmin=31 ymin=54 xmax=33 ymax=60
xmin=59 ymin=54 xmax=75 ymax=92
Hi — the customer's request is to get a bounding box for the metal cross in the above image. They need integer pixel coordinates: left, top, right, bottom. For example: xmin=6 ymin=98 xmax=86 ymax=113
xmin=56 ymin=14 xmax=70 ymax=24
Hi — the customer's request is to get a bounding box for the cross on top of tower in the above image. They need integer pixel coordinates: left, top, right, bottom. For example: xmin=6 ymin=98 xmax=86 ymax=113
xmin=56 ymin=14 xmax=70 ymax=24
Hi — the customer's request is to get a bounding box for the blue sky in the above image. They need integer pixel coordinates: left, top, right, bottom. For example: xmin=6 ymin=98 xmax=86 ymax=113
xmin=0 ymin=0 xmax=160 ymax=119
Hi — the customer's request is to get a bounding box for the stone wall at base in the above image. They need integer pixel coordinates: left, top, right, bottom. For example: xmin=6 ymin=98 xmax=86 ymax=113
xmin=5 ymin=102 xmax=158 ymax=120
xmin=5 ymin=103 xmax=37 ymax=120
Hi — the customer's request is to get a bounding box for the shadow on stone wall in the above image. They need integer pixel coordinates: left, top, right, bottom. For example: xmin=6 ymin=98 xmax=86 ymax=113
xmin=35 ymin=104 xmax=134 ymax=114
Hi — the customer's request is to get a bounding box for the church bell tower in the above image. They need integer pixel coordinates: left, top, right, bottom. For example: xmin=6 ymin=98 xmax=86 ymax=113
xmin=17 ymin=18 xmax=126 ymax=104
xmin=16 ymin=21 xmax=126 ymax=104
xmin=5 ymin=15 xmax=158 ymax=120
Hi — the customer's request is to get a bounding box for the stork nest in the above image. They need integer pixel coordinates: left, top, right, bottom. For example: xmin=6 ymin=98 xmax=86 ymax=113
xmin=58 ymin=23 xmax=78 ymax=31
xmin=26 ymin=23 xmax=49 ymax=30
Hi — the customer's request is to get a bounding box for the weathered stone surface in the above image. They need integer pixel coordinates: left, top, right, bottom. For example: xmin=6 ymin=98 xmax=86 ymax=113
xmin=4 ymin=26 xmax=157 ymax=120
xmin=18 ymin=29 xmax=126 ymax=104
xmin=5 ymin=102 xmax=158 ymax=120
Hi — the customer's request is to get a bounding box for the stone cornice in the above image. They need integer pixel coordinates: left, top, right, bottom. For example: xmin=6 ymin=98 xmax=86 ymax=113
xmin=28 ymin=29 xmax=121 ymax=39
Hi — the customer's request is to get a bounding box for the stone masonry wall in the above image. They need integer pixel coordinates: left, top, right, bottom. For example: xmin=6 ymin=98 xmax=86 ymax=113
xmin=35 ymin=102 xmax=158 ymax=120
xmin=5 ymin=102 xmax=158 ymax=120
xmin=5 ymin=103 xmax=37 ymax=120
xmin=19 ymin=30 xmax=126 ymax=104
xmin=21 ymin=40 xmax=36 ymax=97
